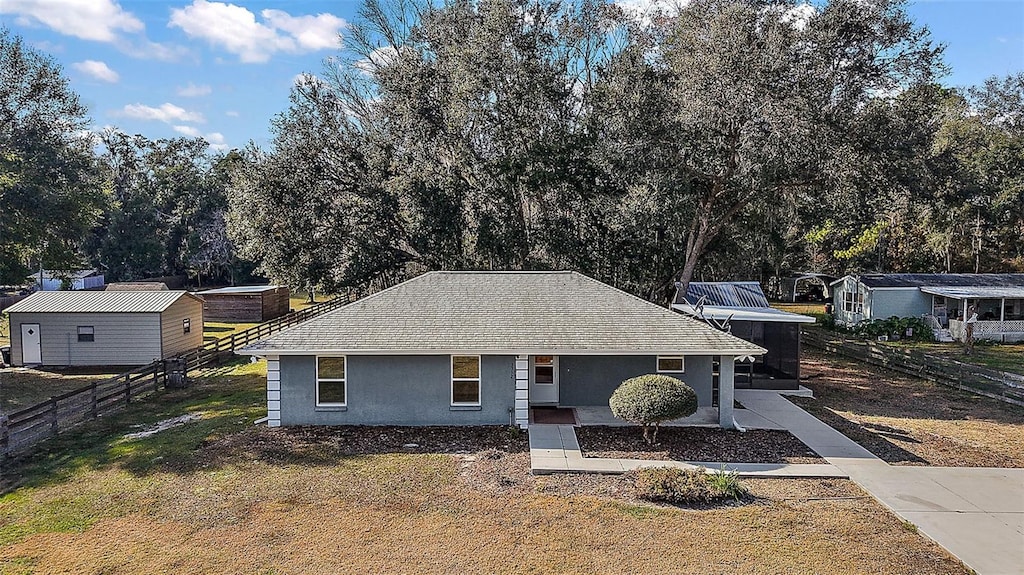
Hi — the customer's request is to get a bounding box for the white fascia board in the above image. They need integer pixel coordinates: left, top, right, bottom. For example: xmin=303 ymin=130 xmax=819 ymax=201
xmin=236 ymin=347 xmax=768 ymax=357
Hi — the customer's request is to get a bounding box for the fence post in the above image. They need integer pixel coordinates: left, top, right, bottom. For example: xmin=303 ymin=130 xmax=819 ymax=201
xmin=49 ymin=398 xmax=58 ymax=436
xmin=0 ymin=413 xmax=9 ymax=455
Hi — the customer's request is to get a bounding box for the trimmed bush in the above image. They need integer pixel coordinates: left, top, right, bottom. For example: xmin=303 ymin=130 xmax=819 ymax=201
xmin=629 ymin=466 xmax=748 ymax=505
xmin=609 ymin=374 xmax=698 ymax=444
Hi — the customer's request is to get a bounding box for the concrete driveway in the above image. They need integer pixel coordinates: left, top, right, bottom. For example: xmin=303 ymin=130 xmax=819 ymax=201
xmin=738 ymin=390 xmax=1024 ymax=575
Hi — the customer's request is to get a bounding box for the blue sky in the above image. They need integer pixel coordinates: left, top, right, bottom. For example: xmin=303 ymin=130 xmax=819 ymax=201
xmin=2 ymin=0 xmax=1021 ymax=152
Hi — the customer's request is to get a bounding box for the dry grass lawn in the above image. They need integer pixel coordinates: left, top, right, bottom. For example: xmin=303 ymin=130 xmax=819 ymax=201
xmin=0 ymin=360 xmax=969 ymax=574
xmin=795 ymin=349 xmax=1024 ymax=467
xmin=0 ymin=367 xmax=123 ymax=414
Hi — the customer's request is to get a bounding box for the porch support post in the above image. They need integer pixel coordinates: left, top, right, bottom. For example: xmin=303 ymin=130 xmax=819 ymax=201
xmin=718 ymin=356 xmax=745 ymax=432
xmin=266 ymin=354 xmax=281 ymax=427
xmin=514 ymin=355 xmax=529 ymax=429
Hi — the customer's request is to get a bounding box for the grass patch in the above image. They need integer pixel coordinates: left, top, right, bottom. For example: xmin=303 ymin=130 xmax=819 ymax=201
xmin=202 ymin=321 xmax=260 ymax=343
xmin=884 ymin=340 xmax=1024 ymax=376
xmin=629 ymin=466 xmax=749 ymax=505
xmin=0 ymin=368 xmax=124 ymax=414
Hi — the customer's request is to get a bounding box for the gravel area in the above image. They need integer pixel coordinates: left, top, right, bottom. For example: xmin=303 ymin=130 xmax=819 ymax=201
xmin=576 ymin=426 xmax=824 ymax=464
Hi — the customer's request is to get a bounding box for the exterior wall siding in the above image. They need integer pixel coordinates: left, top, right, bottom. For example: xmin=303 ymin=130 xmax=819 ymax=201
xmin=160 ymin=296 xmax=204 ymax=357
xmin=869 ymin=289 xmax=931 ymax=321
xmin=558 ymin=355 xmax=715 ymax=407
xmin=8 ymin=311 xmax=162 ymax=366
xmin=278 ymin=354 xmax=516 ymax=426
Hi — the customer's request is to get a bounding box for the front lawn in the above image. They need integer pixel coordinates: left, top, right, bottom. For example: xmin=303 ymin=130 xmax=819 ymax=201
xmin=794 ymin=349 xmax=1024 ymax=467
xmin=0 ymin=359 xmax=968 ymax=574
xmin=885 ymin=340 xmax=1024 ymax=376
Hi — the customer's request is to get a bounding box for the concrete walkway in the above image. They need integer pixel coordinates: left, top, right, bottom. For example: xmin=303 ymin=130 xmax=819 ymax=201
xmin=528 ymin=423 xmax=846 ymax=478
xmin=736 ymin=389 xmax=1024 ymax=575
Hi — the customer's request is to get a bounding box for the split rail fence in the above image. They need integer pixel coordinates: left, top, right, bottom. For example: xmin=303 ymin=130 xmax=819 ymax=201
xmin=802 ymin=327 xmax=1024 ymax=407
xmin=1 ymin=294 xmax=353 ymax=456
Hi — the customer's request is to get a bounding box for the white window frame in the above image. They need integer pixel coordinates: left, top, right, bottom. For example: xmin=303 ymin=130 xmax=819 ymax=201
xmin=183 ymin=317 xmax=192 ymax=334
xmin=843 ymin=291 xmax=864 ymax=314
xmin=657 ymin=355 xmax=685 ymax=373
xmin=451 ymin=355 xmax=481 ymax=406
xmin=77 ymin=326 xmax=95 ymax=342
xmin=316 ymin=355 xmax=347 ymax=407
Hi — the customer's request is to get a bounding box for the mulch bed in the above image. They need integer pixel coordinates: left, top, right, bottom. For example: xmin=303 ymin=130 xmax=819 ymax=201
xmin=576 ymin=426 xmax=824 ymax=464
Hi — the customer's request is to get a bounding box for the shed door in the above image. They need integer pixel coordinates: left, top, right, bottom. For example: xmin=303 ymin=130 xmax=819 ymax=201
xmin=21 ymin=323 xmax=42 ymax=364
xmin=529 ymin=355 xmax=559 ymax=405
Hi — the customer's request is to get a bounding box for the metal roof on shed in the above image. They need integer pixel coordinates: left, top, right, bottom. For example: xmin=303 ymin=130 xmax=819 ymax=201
xmin=198 ymin=285 xmax=284 ymax=294
xmin=5 ymin=290 xmax=200 ymax=313
xmin=920 ymin=286 xmax=1024 ymax=299
xmin=674 ymin=282 xmax=771 ymax=308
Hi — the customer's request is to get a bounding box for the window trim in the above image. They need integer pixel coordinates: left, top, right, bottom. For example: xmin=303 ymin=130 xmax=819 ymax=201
xmin=656 ymin=355 xmax=685 ymax=373
xmin=183 ymin=317 xmax=192 ymax=334
xmin=315 ymin=355 xmax=347 ymax=407
xmin=843 ymin=291 xmax=864 ymax=314
xmin=451 ymin=354 xmax=481 ymax=406
xmin=77 ymin=326 xmax=95 ymax=343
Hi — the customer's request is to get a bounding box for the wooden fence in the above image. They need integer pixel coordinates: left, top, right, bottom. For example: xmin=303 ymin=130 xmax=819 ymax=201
xmin=0 ymin=294 xmax=353 ymax=456
xmin=802 ymin=327 xmax=1024 ymax=407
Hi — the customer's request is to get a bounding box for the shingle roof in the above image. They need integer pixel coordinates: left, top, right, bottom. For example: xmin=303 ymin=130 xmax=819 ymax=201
xmin=838 ymin=273 xmax=1024 ymax=289
xmin=242 ymin=271 xmax=766 ymax=356
xmin=5 ymin=290 xmax=200 ymax=313
xmin=674 ymin=282 xmax=771 ymax=307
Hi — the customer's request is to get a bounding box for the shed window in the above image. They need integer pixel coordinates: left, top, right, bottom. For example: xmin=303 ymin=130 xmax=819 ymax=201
xmin=183 ymin=317 xmax=192 ymax=334
xmin=451 ymin=355 xmax=481 ymax=405
xmin=77 ymin=326 xmax=95 ymax=342
xmin=657 ymin=355 xmax=685 ymax=373
xmin=843 ymin=291 xmax=864 ymax=313
xmin=316 ymin=356 xmax=346 ymax=406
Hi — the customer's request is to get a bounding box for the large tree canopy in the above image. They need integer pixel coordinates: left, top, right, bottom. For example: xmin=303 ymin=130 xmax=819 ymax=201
xmin=0 ymin=29 xmax=104 ymax=284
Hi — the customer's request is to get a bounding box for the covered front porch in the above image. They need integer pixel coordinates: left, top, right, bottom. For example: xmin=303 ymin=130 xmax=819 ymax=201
xmin=514 ymin=353 xmax=768 ymax=431
xmin=925 ymin=286 xmax=1024 ymax=343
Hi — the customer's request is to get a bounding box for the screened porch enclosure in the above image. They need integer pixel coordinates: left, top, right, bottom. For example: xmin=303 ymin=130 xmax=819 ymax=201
xmin=926 ymin=286 xmax=1024 ymax=343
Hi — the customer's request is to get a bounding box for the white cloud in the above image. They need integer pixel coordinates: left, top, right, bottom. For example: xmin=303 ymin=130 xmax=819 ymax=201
xmin=293 ymin=72 xmax=320 ymax=87
xmin=354 ymin=46 xmax=399 ymax=75
xmin=172 ymin=125 xmax=203 ymax=137
xmin=0 ymin=0 xmax=143 ymax=42
xmin=779 ymin=3 xmax=817 ymax=31
xmin=177 ymin=82 xmax=212 ymax=97
xmin=119 ymin=103 xmax=205 ymax=124
xmin=169 ymin=0 xmax=346 ymax=64
xmin=225 ymin=110 xmax=240 ymax=117
xmin=204 ymin=132 xmax=229 ymax=151
xmin=72 ymin=60 xmax=120 ymax=83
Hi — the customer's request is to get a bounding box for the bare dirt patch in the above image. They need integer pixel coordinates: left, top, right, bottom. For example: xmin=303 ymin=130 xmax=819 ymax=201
xmin=576 ymin=426 xmax=823 ymax=463
xmin=795 ymin=349 xmax=1024 ymax=467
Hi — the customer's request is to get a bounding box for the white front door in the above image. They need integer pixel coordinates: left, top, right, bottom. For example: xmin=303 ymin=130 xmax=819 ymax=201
xmin=21 ymin=323 xmax=42 ymax=364
xmin=529 ymin=355 xmax=559 ymax=405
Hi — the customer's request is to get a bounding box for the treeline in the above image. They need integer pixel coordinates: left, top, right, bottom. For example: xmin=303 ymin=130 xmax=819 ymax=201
xmin=3 ymin=0 xmax=1023 ymax=302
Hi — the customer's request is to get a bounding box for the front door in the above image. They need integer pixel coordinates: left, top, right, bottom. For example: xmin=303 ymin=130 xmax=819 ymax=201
xmin=529 ymin=355 xmax=558 ymax=404
xmin=21 ymin=323 xmax=42 ymax=364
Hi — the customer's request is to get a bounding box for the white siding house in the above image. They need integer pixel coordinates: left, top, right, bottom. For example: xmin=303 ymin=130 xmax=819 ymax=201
xmin=6 ymin=291 xmax=204 ymax=366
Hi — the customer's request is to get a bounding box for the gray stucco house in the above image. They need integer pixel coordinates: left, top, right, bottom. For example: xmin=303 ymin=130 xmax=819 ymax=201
xmin=6 ymin=291 xmax=204 ymax=366
xmin=241 ymin=271 xmax=765 ymax=429
xmin=831 ymin=273 xmax=1024 ymax=342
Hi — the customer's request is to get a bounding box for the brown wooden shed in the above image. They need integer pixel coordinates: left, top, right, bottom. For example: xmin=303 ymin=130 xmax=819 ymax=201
xmin=197 ymin=285 xmax=290 ymax=322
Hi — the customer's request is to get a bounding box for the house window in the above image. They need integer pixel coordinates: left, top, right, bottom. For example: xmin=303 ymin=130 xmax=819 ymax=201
xmin=843 ymin=291 xmax=864 ymax=313
xmin=316 ymin=356 xmax=346 ymax=406
xmin=657 ymin=355 xmax=685 ymax=373
xmin=77 ymin=326 xmax=95 ymax=342
xmin=183 ymin=317 xmax=191 ymax=334
xmin=534 ymin=355 xmax=555 ymax=384
xmin=451 ymin=355 xmax=481 ymax=405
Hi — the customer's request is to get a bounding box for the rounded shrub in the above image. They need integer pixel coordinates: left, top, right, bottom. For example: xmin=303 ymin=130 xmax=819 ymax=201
xmin=609 ymin=374 xmax=698 ymax=444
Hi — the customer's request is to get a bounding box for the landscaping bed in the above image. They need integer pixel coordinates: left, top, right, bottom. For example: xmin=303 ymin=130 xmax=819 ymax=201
xmin=795 ymin=349 xmax=1024 ymax=467
xmin=576 ymin=426 xmax=824 ymax=464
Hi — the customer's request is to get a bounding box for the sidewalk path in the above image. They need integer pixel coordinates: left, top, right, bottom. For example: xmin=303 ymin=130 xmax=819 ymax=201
xmin=736 ymin=389 xmax=1024 ymax=575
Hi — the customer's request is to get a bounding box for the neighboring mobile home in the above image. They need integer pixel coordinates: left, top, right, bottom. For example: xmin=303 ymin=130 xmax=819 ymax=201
xmin=240 ymin=271 xmax=766 ymax=430
xmin=830 ymin=273 xmax=1024 ymax=342
xmin=672 ymin=281 xmax=814 ymax=390
xmin=6 ymin=291 xmax=204 ymax=367
xmin=29 ymin=269 xmax=105 ymax=291
xmin=197 ymin=285 xmax=291 ymax=322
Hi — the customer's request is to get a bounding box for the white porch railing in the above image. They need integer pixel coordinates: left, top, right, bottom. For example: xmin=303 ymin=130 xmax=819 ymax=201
xmin=949 ymin=319 xmax=1024 ymax=342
